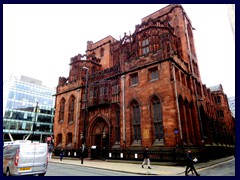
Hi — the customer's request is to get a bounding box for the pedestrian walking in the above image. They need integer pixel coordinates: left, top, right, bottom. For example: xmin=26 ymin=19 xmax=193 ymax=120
xmin=80 ymin=144 xmax=85 ymax=164
xmin=60 ymin=149 xmax=64 ymax=161
xmin=141 ymin=147 xmax=151 ymax=169
xmin=102 ymin=146 xmax=107 ymax=161
xmin=48 ymin=144 xmax=53 ymax=159
xmin=185 ymin=150 xmax=200 ymax=176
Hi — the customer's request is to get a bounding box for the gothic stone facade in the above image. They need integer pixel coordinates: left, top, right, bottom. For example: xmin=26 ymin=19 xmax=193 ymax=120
xmin=53 ymin=4 xmax=235 ymax=160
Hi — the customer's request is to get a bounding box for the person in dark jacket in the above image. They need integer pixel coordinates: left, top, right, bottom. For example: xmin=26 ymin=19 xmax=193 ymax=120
xmin=185 ymin=150 xmax=200 ymax=176
xmin=60 ymin=149 xmax=64 ymax=161
xmin=141 ymin=147 xmax=151 ymax=169
xmin=48 ymin=144 xmax=53 ymax=159
xmin=102 ymin=146 xmax=107 ymax=161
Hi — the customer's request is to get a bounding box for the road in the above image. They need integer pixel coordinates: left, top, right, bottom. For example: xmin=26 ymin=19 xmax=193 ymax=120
xmin=197 ymin=158 xmax=235 ymax=176
xmin=46 ymin=162 xmax=141 ymax=176
xmin=46 ymin=158 xmax=235 ymax=176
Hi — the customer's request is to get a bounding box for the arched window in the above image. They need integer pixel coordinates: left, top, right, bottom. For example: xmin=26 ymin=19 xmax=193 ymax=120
xmin=68 ymin=95 xmax=75 ymax=123
xmin=66 ymin=132 xmax=72 ymax=147
xmin=151 ymin=96 xmax=164 ymax=141
xmin=57 ymin=134 xmax=62 ymax=147
xmin=131 ymin=100 xmax=141 ymax=141
xmin=59 ymin=98 xmax=65 ymax=122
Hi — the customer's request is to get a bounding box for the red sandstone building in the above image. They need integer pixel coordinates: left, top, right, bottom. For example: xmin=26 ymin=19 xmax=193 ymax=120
xmin=53 ymin=4 xmax=235 ymax=161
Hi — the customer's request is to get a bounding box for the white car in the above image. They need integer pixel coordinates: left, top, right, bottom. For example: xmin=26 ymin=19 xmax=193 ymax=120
xmin=3 ymin=140 xmax=48 ymax=176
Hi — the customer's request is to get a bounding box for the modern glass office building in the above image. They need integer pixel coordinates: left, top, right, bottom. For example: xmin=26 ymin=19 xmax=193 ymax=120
xmin=228 ymin=96 xmax=235 ymax=118
xmin=3 ymin=75 xmax=56 ymax=142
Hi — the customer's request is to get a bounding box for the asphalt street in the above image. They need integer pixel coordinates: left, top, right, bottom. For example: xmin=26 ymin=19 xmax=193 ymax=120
xmin=46 ymin=156 xmax=235 ymax=176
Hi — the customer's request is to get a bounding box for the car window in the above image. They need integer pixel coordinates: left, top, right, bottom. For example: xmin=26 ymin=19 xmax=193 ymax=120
xmin=3 ymin=145 xmax=19 ymax=155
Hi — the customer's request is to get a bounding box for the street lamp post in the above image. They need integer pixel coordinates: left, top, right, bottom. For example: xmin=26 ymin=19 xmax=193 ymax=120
xmin=174 ymin=128 xmax=179 ymax=147
xmin=102 ymin=130 xmax=106 ymax=160
xmin=81 ymin=66 xmax=89 ymax=164
xmin=102 ymin=130 xmax=106 ymax=141
xmin=80 ymin=132 xmax=84 ymax=164
xmin=201 ymin=139 xmax=206 ymax=161
xmin=174 ymin=128 xmax=179 ymax=165
xmin=102 ymin=130 xmax=106 ymax=149
xmin=32 ymin=101 xmax=38 ymax=143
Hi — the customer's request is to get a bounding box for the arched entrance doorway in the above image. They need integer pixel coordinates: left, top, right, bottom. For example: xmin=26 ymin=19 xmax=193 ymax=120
xmin=90 ymin=117 xmax=109 ymax=159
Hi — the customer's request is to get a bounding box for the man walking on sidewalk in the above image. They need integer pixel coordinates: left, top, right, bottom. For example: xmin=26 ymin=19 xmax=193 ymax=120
xmin=185 ymin=150 xmax=200 ymax=176
xmin=142 ymin=147 xmax=151 ymax=169
xmin=60 ymin=149 xmax=64 ymax=161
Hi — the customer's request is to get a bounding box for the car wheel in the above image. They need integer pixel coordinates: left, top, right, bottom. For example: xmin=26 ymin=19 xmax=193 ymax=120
xmin=38 ymin=173 xmax=46 ymax=176
xmin=6 ymin=168 xmax=11 ymax=176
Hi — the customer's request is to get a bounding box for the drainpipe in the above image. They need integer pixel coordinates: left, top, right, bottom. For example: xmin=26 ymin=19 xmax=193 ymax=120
xmin=121 ymin=75 xmax=126 ymax=144
xmin=74 ymin=89 xmax=80 ymax=148
xmin=172 ymin=64 xmax=183 ymax=140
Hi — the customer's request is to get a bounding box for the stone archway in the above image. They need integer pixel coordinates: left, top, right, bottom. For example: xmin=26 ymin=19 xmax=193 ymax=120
xmin=90 ymin=117 xmax=109 ymax=159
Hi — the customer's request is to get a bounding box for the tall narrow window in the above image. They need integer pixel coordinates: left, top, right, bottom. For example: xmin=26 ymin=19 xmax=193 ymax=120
xmin=115 ymin=107 xmax=120 ymax=143
xmin=66 ymin=133 xmax=72 ymax=147
xmin=196 ymin=82 xmax=202 ymax=97
xmin=104 ymin=85 xmax=108 ymax=95
xmin=68 ymin=95 xmax=75 ymax=123
xmin=112 ymin=84 xmax=119 ymax=95
xmin=214 ymin=96 xmax=221 ymax=104
xmin=181 ymin=72 xmax=186 ymax=86
xmin=132 ymin=100 xmax=141 ymax=141
xmin=151 ymin=96 xmax=164 ymax=141
xmin=187 ymin=76 xmax=191 ymax=90
xmin=100 ymin=48 xmax=104 ymax=57
xmin=130 ymin=73 xmax=138 ymax=86
xmin=89 ymin=89 xmax=94 ymax=98
xmin=149 ymin=67 xmax=158 ymax=81
xmin=59 ymin=98 xmax=65 ymax=122
xmin=200 ymin=106 xmax=208 ymax=138
xmin=100 ymin=86 xmax=105 ymax=96
xmin=216 ymin=110 xmax=224 ymax=118
xmin=57 ymin=134 xmax=62 ymax=147
xmin=142 ymin=38 xmax=150 ymax=55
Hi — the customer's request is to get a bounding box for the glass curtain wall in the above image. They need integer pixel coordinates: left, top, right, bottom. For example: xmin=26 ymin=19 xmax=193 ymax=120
xmin=3 ymin=76 xmax=55 ymax=142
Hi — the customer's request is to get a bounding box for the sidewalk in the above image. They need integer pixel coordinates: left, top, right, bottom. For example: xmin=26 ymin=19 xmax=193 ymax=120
xmin=48 ymin=156 xmax=234 ymax=176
